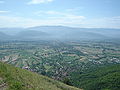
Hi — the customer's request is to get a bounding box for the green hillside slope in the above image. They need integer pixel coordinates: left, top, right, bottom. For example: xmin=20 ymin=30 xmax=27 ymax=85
xmin=70 ymin=64 xmax=120 ymax=90
xmin=0 ymin=62 xmax=81 ymax=90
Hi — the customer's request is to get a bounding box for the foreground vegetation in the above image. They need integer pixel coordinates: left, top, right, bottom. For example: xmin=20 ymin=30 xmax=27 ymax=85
xmin=0 ymin=62 xmax=81 ymax=90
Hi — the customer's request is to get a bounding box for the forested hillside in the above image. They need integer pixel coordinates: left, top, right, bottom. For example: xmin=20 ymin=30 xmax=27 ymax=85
xmin=70 ymin=64 xmax=120 ymax=90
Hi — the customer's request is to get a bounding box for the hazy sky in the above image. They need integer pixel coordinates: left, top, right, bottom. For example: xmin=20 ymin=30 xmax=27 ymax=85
xmin=0 ymin=0 xmax=120 ymax=28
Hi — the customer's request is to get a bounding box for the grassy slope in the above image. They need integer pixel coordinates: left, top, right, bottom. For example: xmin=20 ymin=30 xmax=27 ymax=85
xmin=70 ymin=64 xmax=120 ymax=90
xmin=0 ymin=62 xmax=81 ymax=90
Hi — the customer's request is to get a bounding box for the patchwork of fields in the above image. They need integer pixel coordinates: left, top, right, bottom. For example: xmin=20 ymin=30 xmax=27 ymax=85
xmin=0 ymin=40 xmax=120 ymax=81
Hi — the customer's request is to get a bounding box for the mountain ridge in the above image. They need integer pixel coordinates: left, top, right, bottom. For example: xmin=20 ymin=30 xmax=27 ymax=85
xmin=0 ymin=26 xmax=119 ymax=40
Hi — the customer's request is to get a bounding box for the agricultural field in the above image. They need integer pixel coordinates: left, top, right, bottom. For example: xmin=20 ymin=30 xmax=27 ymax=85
xmin=0 ymin=40 xmax=120 ymax=82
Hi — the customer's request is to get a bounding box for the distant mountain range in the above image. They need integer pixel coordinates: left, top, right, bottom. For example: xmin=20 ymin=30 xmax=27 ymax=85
xmin=0 ymin=32 xmax=12 ymax=40
xmin=0 ymin=26 xmax=120 ymax=41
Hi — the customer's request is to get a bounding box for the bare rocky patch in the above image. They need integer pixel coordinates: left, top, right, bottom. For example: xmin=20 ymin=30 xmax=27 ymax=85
xmin=0 ymin=77 xmax=7 ymax=90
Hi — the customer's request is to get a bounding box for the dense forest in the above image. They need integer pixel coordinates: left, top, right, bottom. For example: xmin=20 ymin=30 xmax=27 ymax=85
xmin=70 ymin=64 xmax=120 ymax=90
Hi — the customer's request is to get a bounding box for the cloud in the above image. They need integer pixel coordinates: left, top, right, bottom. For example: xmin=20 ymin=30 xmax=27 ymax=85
xmin=34 ymin=10 xmax=66 ymax=17
xmin=45 ymin=11 xmax=62 ymax=15
xmin=33 ymin=10 xmax=85 ymax=26
xmin=0 ymin=14 xmax=85 ymax=28
xmin=66 ymin=7 xmax=84 ymax=12
xmin=27 ymin=0 xmax=53 ymax=4
xmin=0 ymin=14 xmax=120 ymax=29
xmin=0 ymin=1 xmax=4 ymax=4
xmin=34 ymin=10 xmax=85 ymax=19
xmin=82 ymin=16 xmax=120 ymax=28
xmin=0 ymin=11 xmax=10 ymax=14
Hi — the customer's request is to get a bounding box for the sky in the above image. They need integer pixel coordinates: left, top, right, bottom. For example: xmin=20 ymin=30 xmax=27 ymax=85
xmin=0 ymin=0 xmax=120 ymax=28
